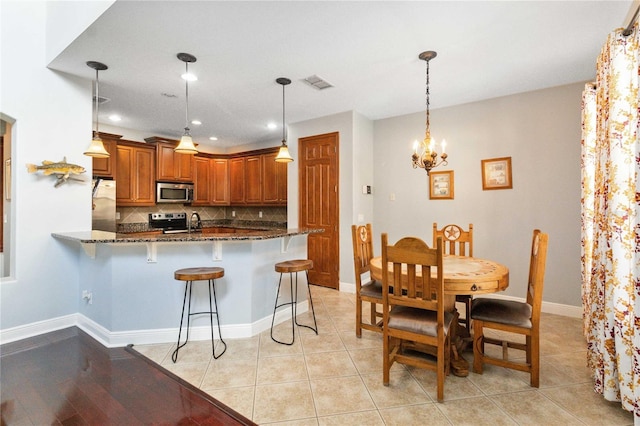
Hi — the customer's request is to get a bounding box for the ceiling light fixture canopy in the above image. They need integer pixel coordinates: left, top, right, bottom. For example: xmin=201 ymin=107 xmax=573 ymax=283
xmin=84 ymin=61 xmax=110 ymax=158
xmin=411 ymin=50 xmax=448 ymax=175
xmin=174 ymin=52 xmax=199 ymax=154
xmin=275 ymin=77 xmax=294 ymax=163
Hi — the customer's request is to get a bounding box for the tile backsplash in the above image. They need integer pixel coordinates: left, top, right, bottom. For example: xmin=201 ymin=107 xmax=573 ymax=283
xmin=117 ymin=205 xmax=287 ymax=226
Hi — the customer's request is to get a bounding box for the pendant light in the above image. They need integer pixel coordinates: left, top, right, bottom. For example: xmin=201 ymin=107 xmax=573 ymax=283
xmin=275 ymin=77 xmax=294 ymax=163
xmin=174 ymin=53 xmax=198 ymax=154
xmin=84 ymin=61 xmax=110 ymax=158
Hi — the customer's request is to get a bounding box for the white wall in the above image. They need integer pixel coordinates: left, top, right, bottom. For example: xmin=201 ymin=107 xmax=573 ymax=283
xmin=373 ymin=83 xmax=584 ymax=307
xmin=0 ymin=1 xmax=96 ymax=329
xmin=288 ymin=111 xmax=371 ymax=286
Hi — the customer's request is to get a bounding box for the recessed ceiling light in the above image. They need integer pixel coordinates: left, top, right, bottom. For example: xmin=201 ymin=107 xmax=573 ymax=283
xmin=181 ymin=73 xmax=197 ymax=82
xmin=191 ymin=120 xmax=202 ymax=125
xmin=108 ymin=115 xmax=121 ymax=122
xmin=267 ymin=122 xmax=277 ymax=130
xmin=209 ymin=136 xmax=218 ymax=141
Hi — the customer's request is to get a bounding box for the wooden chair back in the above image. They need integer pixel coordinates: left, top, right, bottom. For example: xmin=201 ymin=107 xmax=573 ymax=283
xmin=382 ymin=234 xmax=444 ymax=317
xmin=433 ymin=223 xmax=473 ymax=257
xmin=527 ymin=229 xmax=549 ymax=324
xmin=352 ymin=224 xmax=383 ymax=336
xmin=352 ymin=224 xmax=374 ymax=275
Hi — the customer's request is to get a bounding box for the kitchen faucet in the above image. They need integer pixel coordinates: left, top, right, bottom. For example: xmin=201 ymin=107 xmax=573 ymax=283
xmin=188 ymin=211 xmax=202 ymax=233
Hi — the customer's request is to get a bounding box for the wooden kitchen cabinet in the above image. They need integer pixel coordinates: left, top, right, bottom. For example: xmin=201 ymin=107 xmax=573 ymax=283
xmin=116 ymin=141 xmax=156 ymax=206
xmin=245 ymin=155 xmax=262 ymax=204
xmin=229 ymin=148 xmax=286 ymax=205
xmin=229 ymin=157 xmax=245 ymax=204
xmin=146 ymin=137 xmax=195 ymax=183
xmin=262 ymin=150 xmax=287 ymax=205
xmin=92 ymin=132 xmax=121 ymax=178
xmin=230 ymin=155 xmax=262 ymax=205
xmin=211 ymin=158 xmax=230 ymax=205
xmin=193 ymin=155 xmax=230 ymax=206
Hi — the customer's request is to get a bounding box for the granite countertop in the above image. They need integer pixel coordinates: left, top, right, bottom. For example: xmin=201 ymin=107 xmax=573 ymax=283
xmin=52 ymin=228 xmax=323 ymax=244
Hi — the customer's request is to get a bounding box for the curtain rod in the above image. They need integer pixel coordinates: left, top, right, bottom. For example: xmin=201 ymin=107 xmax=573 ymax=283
xmin=623 ymin=5 xmax=639 ymax=36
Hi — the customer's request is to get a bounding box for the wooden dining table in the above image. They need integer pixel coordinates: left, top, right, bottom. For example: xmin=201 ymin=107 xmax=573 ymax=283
xmin=369 ymin=254 xmax=509 ymax=376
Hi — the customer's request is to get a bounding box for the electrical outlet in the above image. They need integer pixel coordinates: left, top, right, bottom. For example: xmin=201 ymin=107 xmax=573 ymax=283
xmin=259 ymin=211 xmax=263 ymax=218
xmin=82 ymin=290 xmax=93 ymax=305
xmin=232 ymin=210 xmax=236 ymax=217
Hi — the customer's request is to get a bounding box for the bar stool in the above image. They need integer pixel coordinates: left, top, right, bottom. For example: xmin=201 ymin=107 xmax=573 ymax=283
xmin=172 ymin=267 xmax=227 ymax=362
xmin=271 ymin=259 xmax=318 ymax=345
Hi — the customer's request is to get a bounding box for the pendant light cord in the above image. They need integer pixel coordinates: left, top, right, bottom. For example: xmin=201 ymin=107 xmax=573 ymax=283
xmin=184 ymin=61 xmax=190 ymax=134
xmin=94 ymin=68 xmax=100 ymax=136
xmin=282 ymin=82 xmax=286 ymax=143
xmin=425 ymin=58 xmax=430 ymax=141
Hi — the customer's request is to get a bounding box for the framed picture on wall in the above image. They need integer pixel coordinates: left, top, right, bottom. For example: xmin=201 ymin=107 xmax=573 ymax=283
xmin=429 ymin=170 xmax=454 ymax=200
xmin=481 ymin=156 xmax=512 ymax=190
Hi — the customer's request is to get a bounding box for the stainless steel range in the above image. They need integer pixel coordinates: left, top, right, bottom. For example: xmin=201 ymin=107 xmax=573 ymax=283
xmin=149 ymin=212 xmax=188 ymax=233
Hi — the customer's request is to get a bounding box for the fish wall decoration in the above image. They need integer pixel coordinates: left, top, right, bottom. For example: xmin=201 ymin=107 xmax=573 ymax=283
xmin=26 ymin=157 xmax=86 ymax=187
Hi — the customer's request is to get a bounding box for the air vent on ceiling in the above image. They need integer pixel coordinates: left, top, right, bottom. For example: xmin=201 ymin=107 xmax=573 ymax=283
xmin=93 ymin=95 xmax=110 ymax=104
xmin=303 ymin=75 xmax=333 ymax=90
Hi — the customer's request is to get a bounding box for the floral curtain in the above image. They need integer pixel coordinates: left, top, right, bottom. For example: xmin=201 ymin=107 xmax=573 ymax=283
xmin=580 ymin=21 xmax=639 ymax=421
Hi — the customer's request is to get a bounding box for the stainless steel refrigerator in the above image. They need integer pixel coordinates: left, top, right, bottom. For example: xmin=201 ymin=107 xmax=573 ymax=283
xmin=92 ymin=178 xmax=116 ymax=232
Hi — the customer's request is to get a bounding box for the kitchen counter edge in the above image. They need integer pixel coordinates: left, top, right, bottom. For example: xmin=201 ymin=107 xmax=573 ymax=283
xmin=52 ymin=228 xmax=323 ymax=244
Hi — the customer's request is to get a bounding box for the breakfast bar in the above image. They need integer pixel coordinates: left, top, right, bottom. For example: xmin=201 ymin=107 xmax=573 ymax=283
xmin=52 ymin=228 xmax=322 ymax=347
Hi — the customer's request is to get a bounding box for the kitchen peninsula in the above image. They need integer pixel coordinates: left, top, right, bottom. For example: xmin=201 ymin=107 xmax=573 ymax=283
xmin=52 ymin=227 xmax=322 ymax=347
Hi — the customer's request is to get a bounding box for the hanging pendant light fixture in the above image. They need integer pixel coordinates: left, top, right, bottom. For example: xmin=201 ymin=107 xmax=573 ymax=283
xmin=84 ymin=61 xmax=110 ymax=158
xmin=411 ymin=50 xmax=448 ymax=175
xmin=275 ymin=77 xmax=294 ymax=163
xmin=174 ymin=52 xmax=199 ymax=154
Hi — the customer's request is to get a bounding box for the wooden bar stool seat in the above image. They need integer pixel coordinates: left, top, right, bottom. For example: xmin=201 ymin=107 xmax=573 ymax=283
xmin=172 ymin=267 xmax=227 ymax=362
xmin=271 ymin=259 xmax=318 ymax=345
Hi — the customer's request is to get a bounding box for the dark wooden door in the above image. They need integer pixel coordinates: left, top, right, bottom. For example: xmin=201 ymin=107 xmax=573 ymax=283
xmin=299 ymin=132 xmax=339 ymax=288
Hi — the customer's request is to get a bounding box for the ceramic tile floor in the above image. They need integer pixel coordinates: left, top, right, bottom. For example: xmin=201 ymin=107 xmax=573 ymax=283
xmin=133 ymin=285 xmax=634 ymax=425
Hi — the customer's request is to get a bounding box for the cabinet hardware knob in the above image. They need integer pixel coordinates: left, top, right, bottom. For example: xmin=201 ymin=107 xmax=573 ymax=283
xmin=471 ymin=284 xmax=478 ymax=291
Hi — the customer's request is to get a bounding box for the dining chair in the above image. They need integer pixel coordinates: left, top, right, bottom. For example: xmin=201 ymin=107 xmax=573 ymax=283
xmin=352 ymin=224 xmax=383 ymax=337
xmin=381 ymin=234 xmax=455 ymax=402
xmin=433 ymin=223 xmax=474 ymax=335
xmin=471 ymin=229 xmax=549 ymax=387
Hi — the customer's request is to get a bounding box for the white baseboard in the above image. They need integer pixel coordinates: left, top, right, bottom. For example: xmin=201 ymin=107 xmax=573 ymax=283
xmin=1 ymin=302 xmax=309 ymax=347
xmin=0 ymin=314 xmax=77 ymax=345
xmin=2 ymin=286 xmax=581 ymax=346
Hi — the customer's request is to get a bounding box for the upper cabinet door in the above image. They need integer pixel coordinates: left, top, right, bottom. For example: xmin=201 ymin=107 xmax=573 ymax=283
xmin=229 ymin=157 xmax=246 ymax=204
xmin=192 ymin=156 xmax=211 ymax=206
xmin=146 ymin=137 xmax=195 ymax=182
xmin=244 ymin=155 xmax=262 ymax=204
xmin=262 ymin=151 xmax=287 ymax=205
xmin=211 ymin=158 xmax=230 ymax=205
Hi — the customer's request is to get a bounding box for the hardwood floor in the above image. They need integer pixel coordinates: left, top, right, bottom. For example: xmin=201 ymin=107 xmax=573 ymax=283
xmin=0 ymin=327 xmax=255 ymax=425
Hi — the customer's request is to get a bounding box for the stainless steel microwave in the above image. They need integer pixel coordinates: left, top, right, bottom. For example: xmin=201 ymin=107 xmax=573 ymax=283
xmin=156 ymin=182 xmax=194 ymax=203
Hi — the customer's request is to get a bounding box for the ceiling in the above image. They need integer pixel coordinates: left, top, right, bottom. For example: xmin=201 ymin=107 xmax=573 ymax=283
xmin=48 ymin=1 xmax=634 ymax=151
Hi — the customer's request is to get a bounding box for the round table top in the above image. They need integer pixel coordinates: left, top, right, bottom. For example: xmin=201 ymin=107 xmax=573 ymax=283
xmin=369 ymin=255 xmax=509 ymax=296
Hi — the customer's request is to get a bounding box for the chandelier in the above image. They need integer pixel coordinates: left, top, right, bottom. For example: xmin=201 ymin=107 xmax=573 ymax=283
xmin=411 ymin=50 xmax=448 ymax=175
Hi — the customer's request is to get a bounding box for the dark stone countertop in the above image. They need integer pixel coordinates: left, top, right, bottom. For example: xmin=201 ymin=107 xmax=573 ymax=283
xmin=52 ymin=228 xmax=322 ymax=244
